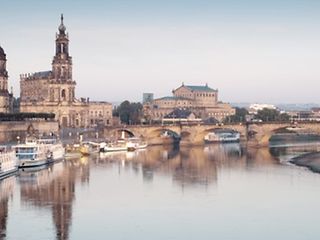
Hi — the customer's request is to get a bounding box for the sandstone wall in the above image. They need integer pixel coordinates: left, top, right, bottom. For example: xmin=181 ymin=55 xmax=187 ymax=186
xmin=0 ymin=121 xmax=59 ymax=143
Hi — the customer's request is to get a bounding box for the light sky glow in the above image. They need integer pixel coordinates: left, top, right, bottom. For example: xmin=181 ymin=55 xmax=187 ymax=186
xmin=1 ymin=0 xmax=320 ymax=103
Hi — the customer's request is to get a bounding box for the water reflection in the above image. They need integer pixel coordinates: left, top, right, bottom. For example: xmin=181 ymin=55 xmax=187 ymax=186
xmin=270 ymin=143 xmax=320 ymax=159
xmin=98 ymin=144 xmax=247 ymax=187
xmin=172 ymin=146 xmax=218 ymax=187
xmin=0 ymin=176 xmax=15 ymax=240
xmin=19 ymin=159 xmax=89 ymax=240
xmin=1 ymin=142 xmax=320 ymax=240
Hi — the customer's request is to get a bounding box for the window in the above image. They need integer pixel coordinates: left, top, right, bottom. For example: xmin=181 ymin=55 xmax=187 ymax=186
xmin=62 ymin=117 xmax=68 ymax=127
xmin=50 ymin=88 xmax=54 ymax=102
xmin=61 ymin=89 xmax=66 ymax=100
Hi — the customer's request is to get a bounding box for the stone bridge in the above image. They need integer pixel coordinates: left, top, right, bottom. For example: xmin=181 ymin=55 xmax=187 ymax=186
xmin=104 ymin=122 xmax=320 ymax=147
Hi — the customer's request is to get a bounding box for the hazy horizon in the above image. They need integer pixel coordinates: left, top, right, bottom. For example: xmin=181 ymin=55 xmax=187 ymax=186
xmin=1 ymin=0 xmax=320 ymax=104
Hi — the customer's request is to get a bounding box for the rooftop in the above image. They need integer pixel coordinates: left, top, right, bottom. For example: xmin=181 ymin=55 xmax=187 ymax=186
xmin=156 ymin=96 xmax=192 ymax=101
xmin=184 ymin=85 xmax=217 ymax=92
xmin=22 ymin=71 xmax=52 ymax=80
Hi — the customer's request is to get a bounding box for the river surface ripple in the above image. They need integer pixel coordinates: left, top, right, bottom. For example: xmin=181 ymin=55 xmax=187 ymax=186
xmin=1 ymin=142 xmax=320 ymax=240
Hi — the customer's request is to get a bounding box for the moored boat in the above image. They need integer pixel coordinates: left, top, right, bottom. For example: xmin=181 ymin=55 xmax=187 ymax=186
xmin=102 ymin=140 xmax=128 ymax=152
xmin=79 ymin=141 xmax=100 ymax=156
xmin=0 ymin=147 xmax=18 ymax=179
xmin=101 ymin=137 xmax=148 ymax=152
xmin=65 ymin=144 xmax=82 ymax=159
xmin=14 ymin=137 xmax=65 ymax=168
xmin=79 ymin=144 xmax=90 ymax=156
xmin=127 ymin=137 xmax=148 ymax=151
xmin=204 ymin=131 xmax=240 ymax=143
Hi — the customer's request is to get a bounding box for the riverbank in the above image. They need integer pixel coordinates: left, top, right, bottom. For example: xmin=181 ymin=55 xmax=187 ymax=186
xmin=291 ymin=152 xmax=320 ymax=173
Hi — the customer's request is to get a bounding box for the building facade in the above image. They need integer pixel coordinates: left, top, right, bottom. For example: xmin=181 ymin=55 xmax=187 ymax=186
xmin=248 ymin=103 xmax=277 ymax=115
xmin=0 ymin=46 xmax=13 ymax=113
xmin=20 ymin=15 xmax=112 ymax=128
xmin=143 ymin=83 xmax=235 ymax=122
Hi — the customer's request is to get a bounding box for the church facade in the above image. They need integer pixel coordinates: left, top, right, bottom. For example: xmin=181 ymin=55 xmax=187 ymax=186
xmin=20 ymin=15 xmax=112 ymax=128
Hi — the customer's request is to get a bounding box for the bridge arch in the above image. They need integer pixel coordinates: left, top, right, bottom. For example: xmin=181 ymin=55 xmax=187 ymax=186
xmin=105 ymin=128 xmax=136 ymax=140
xmin=198 ymin=127 xmax=242 ymax=144
xmin=147 ymin=128 xmax=180 ymax=137
xmin=147 ymin=128 xmax=181 ymax=145
xmin=247 ymin=123 xmax=294 ymax=147
xmin=178 ymin=124 xmax=246 ymax=146
xmin=117 ymin=129 xmax=135 ymax=138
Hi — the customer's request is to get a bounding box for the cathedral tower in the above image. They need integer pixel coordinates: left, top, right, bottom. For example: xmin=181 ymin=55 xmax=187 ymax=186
xmin=50 ymin=14 xmax=76 ymax=103
xmin=52 ymin=14 xmax=72 ymax=81
xmin=19 ymin=15 xmax=113 ymax=128
xmin=0 ymin=46 xmax=10 ymax=113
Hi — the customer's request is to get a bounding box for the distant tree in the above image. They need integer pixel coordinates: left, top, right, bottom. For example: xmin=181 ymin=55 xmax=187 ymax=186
xmin=278 ymin=113 xmax=290 ymax=122
xmin=256 ymin=108 xmax=278 ymax=122
xmin=224 ymin=107 xmax=248 ymax=123
xmin=256 ymin=108 xmax=290 ymax=122
xmin=113 ymin=101 xmax=143 ymax=124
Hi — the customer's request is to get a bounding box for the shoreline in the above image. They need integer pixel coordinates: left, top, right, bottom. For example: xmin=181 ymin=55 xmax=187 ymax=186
xmin=290 ymin=152 xmax=320 ymax=173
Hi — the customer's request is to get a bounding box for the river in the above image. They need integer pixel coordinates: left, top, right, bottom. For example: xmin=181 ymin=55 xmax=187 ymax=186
xmin=1 ymin=142 xmax=320 ymax=240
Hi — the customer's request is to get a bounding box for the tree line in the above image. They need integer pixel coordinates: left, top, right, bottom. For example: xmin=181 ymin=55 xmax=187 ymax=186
xmin=224 ymin=107 xmax=290 ymax=123
xmin=112 ymin=100 xmax=143 ymax=125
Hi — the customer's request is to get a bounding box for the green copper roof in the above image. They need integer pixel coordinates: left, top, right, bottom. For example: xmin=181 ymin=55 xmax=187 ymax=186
xmin=185 ymin=85 xmax=217 ymax=92
xmin=156 ymin=96 xmax=191 ymax=101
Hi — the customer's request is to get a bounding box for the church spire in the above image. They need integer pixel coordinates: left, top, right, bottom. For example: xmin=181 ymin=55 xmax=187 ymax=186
xmin=59 ymin=14 xmax=66 ymax=34
xmin=53 ymin=14 xmax=72 ymax=82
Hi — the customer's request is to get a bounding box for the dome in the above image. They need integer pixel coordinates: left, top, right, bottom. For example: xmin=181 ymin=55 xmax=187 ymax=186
xmin=59 ymin=23 xmax=66 ymax=32
xmin=58 ymin=14 xmax=66 ymax=33
xmin=0 ymin=46 xmax=6 ymax=60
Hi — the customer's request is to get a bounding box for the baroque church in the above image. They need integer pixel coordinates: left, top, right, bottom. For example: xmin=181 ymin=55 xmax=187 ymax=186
xmin=19 ymin=15 xmax=112 ymax=128
xmin=0 ymin=46 xmax=13 ymax=113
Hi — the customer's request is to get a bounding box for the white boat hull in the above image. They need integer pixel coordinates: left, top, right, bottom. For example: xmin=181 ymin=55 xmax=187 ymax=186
xmin=104 ymin=146 xmax=128 ymax=152
xmin=204 ymin=132 xmax=240 ymax=144
xmin=19 ymin=159 xmax=49 ymax=168
xmin=0 ymin=151 xmax=18 ymax=179
xmin=102 ymin=138 xmax=148 ymax=152
xmin=15 ymin=140 xmax=65 ymax=168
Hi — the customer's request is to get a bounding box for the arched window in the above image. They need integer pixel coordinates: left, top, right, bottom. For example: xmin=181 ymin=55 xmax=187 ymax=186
xmin=50 ymin=88 xmax=54 ymax=102
xmin=61 ymin=89 xmax=66 ymax=100
xmin=61 ymin=66 xmax=66 ymax=79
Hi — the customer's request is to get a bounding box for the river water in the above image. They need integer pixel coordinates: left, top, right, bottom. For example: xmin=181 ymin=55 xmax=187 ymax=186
xmin=1 ymin=142 xmax=320 ymax=240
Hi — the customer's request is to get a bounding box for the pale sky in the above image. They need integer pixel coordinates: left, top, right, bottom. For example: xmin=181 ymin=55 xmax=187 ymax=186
xmin=1 ymin=0 xmax=320 ymax=103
